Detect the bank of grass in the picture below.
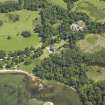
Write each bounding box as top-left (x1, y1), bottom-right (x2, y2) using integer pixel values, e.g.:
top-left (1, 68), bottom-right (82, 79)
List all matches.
top-left (87, 66), bottom-right (105, 82)
top-left (73, 0), bottom-right (105, 23)
top-left (0, 9), bottom-right (41, 51)
top-left (77, 34), bottom-right (105, 53)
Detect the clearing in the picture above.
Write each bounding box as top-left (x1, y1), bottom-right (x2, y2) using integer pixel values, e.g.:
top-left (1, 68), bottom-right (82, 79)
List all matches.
top-left (77, 34), bottom-right (105, 53)
top-left (87, 66), bottom-right (105, 82)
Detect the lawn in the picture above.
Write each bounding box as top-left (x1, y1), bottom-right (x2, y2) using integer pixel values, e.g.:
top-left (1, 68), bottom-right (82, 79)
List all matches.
top-left (0, 9), bottom-right (41, 51)
top-left (73, 0), bottom-right (105, 23)
top-left (87, 66), bottom-right (105, 82)
top-left (77, 34), bottom-right (105, 53)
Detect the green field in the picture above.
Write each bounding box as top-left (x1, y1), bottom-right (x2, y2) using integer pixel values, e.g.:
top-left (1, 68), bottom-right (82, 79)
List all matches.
top-left (87, 66), bottom-right (105, 82)
top-left (0, 9), bottom-right (41, 51)
top-left (73, 0), bottom-right (105, 22)
top-left (77, 34), bottom-right (105, 53)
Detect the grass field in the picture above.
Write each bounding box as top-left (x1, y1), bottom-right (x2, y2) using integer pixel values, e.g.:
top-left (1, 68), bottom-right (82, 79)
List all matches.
top-left (0, 9), bottom-right (41, 51)
top-left (77, 34), bottom-right (105, 53)
top-left (87, 66), bottom-right (105, 82)
top-left (73, 0), bottom-right (105, 23)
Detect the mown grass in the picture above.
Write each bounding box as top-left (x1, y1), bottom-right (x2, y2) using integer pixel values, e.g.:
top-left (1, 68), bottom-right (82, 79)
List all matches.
top-left (0, 9), bottom-right (41, 51)
top-left (73, 0), bottom-right (105, 23)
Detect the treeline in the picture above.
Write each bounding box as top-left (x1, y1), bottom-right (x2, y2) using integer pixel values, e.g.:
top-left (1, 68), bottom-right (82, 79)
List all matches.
top-left (81, 80), bottom-right (105, 105)
top-left (84, 49), bottom-right (105, 67)
top-left (0, 0), bottom-right (48, 13)
top-left (24, 0), bottom-right (47, 11)
top-left (0, 1), bottom-right (21, 12)
top-left (64, 0), bottom-right (79, 9)
top-left (0, 47), bottom-right (43, 69)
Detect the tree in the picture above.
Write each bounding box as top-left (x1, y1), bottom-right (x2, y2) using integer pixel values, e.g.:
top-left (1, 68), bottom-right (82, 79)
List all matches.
top-left (21, 31), bottom-right (31, 38)
top-left (7, 36), bottom-right (11, 40)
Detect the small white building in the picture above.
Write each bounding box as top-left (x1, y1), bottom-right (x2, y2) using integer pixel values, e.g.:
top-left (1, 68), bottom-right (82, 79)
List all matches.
top-left (47, 44), bottom-right (56, 54)
top-left (70, 20), bottom-right (86, 32)
top-left (70, 23), bottom-right (80, 32)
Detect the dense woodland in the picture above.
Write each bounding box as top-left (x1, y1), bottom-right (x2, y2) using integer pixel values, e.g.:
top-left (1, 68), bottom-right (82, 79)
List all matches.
top-left (0, 0), bottom-right (105, 105)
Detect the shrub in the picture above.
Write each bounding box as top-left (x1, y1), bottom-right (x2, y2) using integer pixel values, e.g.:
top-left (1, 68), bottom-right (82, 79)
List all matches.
top-left (8, 14), bottom-right (19, 22)
top-left (7, 36), bottom-right (12, 40)
top-left (21, 31), bottom-right (31, 38)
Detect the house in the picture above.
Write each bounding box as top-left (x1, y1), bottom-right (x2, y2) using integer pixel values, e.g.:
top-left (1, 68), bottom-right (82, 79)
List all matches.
top-left (70, 20), bottom-right (86, 32)
top-left (70, 23), bottom-right (80, 32)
